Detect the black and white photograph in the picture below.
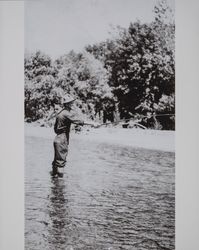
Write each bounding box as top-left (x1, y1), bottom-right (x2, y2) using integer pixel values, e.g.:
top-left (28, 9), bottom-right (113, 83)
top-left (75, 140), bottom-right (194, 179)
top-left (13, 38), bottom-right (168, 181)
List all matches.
top-left (24, 0), bottom-right (175, 249)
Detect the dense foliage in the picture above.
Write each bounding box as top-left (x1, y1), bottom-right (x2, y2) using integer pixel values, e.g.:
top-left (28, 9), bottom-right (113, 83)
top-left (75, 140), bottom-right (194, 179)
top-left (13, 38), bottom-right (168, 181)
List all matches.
top-left (25, 1), bottom-right (175, 130)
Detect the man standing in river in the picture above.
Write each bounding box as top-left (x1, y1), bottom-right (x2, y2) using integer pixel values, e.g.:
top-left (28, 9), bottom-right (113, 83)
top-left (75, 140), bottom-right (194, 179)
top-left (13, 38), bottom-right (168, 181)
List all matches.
top-left (51, 95), bottom-right (84, 178)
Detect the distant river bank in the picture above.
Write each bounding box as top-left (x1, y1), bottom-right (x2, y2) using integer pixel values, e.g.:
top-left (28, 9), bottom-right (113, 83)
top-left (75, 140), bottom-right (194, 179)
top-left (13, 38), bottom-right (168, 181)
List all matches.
top-left (25, 123), bottom-right (175, 152)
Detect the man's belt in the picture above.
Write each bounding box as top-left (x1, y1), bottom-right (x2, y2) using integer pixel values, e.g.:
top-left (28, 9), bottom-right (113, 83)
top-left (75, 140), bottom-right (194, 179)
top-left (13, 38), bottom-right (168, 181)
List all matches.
top-left (56, 127), bottom-right (68, 134)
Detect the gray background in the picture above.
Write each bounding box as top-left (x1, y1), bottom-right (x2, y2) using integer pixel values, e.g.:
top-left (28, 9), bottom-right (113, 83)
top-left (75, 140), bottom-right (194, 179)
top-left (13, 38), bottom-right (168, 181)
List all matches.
top-left (0, 0), bottom-right (198, 249)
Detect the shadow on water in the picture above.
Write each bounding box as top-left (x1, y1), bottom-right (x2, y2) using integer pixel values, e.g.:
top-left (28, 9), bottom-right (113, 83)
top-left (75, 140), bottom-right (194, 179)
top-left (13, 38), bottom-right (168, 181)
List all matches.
top-left (47, 178), bottom-right (68, 249)
top-left (47, 177), bottom-right (90, 250)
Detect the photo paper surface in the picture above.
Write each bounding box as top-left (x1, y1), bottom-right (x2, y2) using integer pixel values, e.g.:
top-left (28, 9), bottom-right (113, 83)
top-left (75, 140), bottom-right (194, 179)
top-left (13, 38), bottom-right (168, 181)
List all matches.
top-left (25, 1), bottom-right (175, 249)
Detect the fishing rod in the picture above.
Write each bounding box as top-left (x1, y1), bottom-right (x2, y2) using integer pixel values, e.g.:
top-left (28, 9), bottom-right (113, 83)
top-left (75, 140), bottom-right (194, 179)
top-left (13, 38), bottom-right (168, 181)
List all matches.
top-left (98, 119), bottom-right (147, 129)
top-left (49, 107), bottom-right (175, 131)
top-left (97, 113), bottom-right (175, 129)
top-left (126, 113), bottom-right (175, 120)
top-left (46, 108), bottom-right (65, 121)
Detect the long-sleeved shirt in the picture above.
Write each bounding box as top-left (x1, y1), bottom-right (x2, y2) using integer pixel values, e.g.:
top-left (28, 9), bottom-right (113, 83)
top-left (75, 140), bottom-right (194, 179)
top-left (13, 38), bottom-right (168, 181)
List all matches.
top-left (54, 109), bottom-right (82, 141)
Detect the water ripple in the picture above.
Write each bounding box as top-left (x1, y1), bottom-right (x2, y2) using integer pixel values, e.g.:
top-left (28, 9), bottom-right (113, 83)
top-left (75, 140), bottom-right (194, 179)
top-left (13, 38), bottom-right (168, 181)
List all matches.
top-left (25, 136), bottom-right (175, 250)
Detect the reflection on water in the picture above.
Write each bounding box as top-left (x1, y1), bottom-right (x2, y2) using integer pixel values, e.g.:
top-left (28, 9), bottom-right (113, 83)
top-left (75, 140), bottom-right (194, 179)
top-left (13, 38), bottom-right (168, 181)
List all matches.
top-left (25, 136), bottom-right (175, 250)
top-left (47, 178), bottom-right (68, 250)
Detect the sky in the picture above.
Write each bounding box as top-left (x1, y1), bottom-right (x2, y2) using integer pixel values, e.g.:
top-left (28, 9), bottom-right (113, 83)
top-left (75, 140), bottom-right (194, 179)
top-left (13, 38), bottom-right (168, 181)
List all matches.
top-left (25, 0), bottom-right (174, 59)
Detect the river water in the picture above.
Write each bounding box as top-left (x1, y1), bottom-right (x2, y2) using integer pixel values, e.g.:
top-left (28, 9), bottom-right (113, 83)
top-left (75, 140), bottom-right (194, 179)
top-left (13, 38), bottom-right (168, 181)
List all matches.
top-left (25, 135), bottom-right (175, 250)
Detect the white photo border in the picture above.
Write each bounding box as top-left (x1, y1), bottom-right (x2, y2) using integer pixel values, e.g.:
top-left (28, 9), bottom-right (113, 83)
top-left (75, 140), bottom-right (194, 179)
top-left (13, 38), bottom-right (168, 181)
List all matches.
top-left (0, 0), bottom-right (199, 249)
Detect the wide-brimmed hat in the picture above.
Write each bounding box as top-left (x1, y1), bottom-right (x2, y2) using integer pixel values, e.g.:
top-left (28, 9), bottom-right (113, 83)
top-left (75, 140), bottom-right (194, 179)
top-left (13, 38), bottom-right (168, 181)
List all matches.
top-left (62, 95), bottom-right (76, 104)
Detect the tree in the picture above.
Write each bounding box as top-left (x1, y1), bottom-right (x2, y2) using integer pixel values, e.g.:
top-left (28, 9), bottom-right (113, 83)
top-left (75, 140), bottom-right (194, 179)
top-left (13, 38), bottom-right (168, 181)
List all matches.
top-left (24, 51), bottom-right (57, 121)
top-left (86, 0), bottom-right (175, 129)
top-left (25, 1), bottom-right (175, 130)
top-left (55, 50), bottom-right (114, 121)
